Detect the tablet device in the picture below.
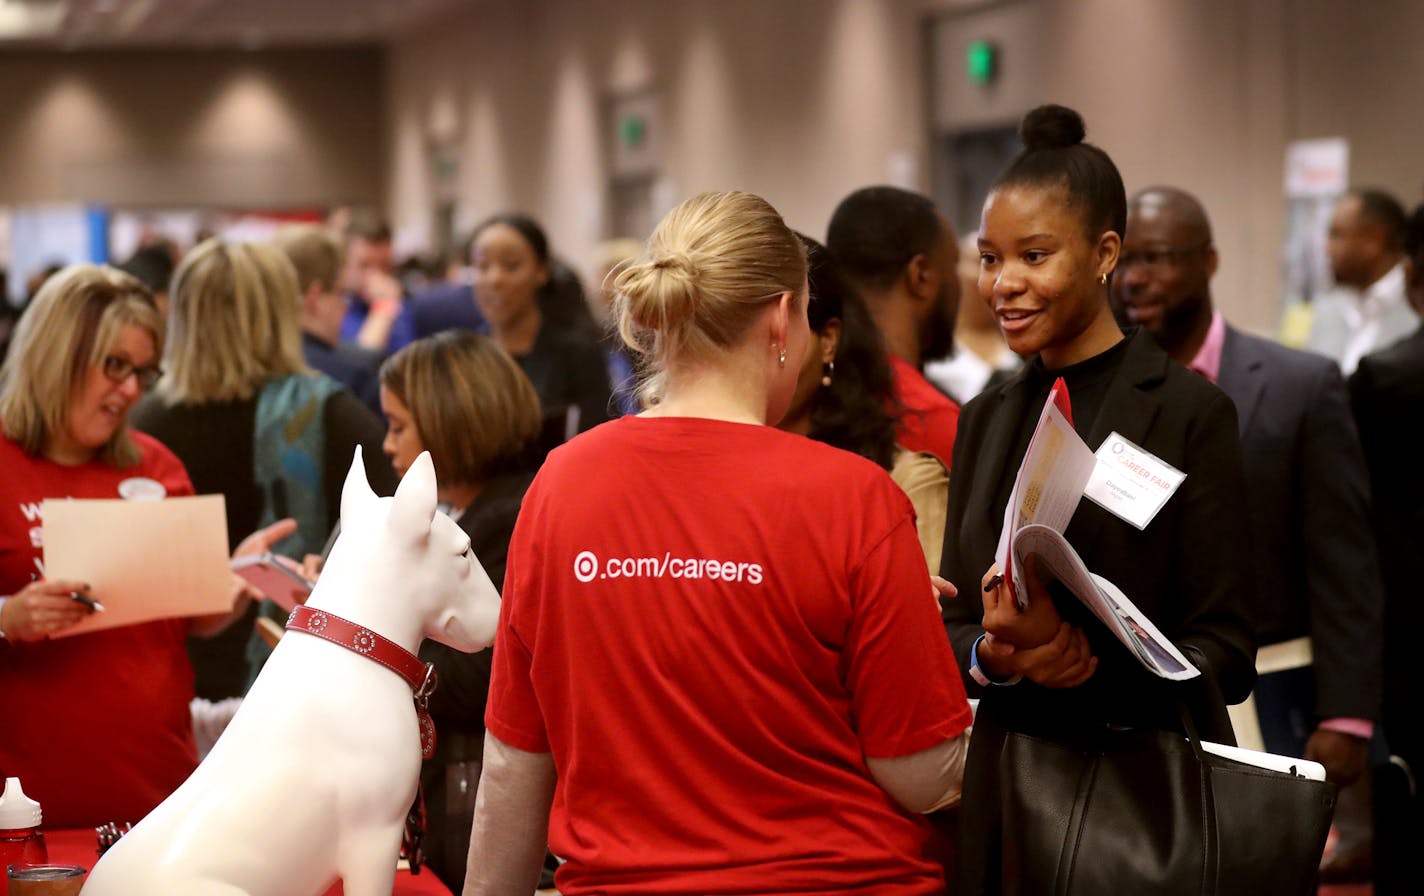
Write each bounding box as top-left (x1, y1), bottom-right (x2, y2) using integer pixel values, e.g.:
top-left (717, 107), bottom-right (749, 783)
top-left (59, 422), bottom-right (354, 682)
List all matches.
top-left (231, 553), bottom-right (314, 612)
top-left (1200, 741), bottom-right (1327, 781)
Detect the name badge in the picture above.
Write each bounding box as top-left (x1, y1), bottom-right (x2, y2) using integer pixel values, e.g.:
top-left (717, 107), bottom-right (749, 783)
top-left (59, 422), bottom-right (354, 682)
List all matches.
top-left (1083, 432), bottom-right (1185, 530)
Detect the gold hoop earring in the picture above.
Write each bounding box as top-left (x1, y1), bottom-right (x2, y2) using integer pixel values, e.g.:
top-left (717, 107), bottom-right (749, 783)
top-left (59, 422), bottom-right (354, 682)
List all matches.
top-left (1099, 272), bottom-right (1110, 286)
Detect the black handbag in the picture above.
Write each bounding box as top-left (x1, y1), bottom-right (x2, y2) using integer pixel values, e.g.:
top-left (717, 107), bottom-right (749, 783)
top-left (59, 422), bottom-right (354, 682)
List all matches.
top-left (1000, 702), bottom-right (1337, 896)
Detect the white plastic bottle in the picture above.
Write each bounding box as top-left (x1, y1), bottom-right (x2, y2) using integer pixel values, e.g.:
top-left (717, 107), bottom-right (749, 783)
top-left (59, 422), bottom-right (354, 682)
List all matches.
top-left (0, 777), bottom-right (48, 895)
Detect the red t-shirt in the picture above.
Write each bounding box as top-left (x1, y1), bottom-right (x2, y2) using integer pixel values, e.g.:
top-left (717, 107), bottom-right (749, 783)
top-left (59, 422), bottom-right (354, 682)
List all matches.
top-left (487, 416), bottom-right (971, 895)
top-left (889, 355), bottom-right (960, 469)
top-left (0, 430), bottom-right (199, 828)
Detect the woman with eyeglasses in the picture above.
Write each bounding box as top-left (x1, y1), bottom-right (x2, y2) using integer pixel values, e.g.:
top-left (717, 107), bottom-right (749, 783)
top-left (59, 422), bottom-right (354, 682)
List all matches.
top-left (0, 264), bottom-right (293, 829)
top-left (131, 239), bottom-right (397, 699)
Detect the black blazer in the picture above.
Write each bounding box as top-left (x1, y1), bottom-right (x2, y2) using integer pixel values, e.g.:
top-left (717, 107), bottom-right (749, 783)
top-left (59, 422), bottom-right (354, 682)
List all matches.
top-left (420, 469), bottom-right (536, 730)
top-left (1349, 326), bottom-right (1424, 752)
top-left (417, 468), bottom-right (535, 893)
top-left (1217, 324), bottom-right (1382, 722)
top-left (940, 330), bottom-right (1256, 896)
top-left (516, 325), bottom-right (614, 435)
top-left (940, 329), bottom-right (1257, 715)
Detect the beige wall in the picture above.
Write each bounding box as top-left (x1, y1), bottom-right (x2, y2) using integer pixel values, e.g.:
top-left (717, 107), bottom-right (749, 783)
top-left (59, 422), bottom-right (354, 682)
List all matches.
top-left (386, 0), bottom-right (929, 288)
top-left (385, 0), bottom-right (1424, 333)
top-left (1289, 0), bottom-right (1424, 200)
top-left (1032, 0), bottom-right (1291, 332)
top-left (0, 48), bottom-right (385, 209)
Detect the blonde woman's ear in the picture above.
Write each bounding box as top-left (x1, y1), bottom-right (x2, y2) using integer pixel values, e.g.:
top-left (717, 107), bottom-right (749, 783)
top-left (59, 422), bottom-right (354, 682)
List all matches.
top-left (771, 291), bottom-right (796, 349)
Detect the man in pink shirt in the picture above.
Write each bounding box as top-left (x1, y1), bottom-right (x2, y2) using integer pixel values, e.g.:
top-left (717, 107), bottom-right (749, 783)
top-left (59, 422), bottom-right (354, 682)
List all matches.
top-left (1116, 186), bottom-right (1384, 879)
top-left (827, 187), bottom-right (961, 468)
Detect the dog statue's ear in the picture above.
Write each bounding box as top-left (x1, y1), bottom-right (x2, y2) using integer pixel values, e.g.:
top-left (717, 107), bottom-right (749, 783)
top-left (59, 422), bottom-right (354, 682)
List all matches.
top-left (389, 450), bottom-right (438, 537)
top-left (340, 445), bottom-right (375, 528)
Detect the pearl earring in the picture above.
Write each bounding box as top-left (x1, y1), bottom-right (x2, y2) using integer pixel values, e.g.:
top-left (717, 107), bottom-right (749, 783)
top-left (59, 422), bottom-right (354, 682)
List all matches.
top-left (821, 360), bottom-right (834, 387)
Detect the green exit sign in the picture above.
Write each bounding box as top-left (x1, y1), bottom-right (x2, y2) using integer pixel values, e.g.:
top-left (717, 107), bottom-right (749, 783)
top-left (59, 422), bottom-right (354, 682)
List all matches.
top-left (967, 39), bottom-right (997, 85)
top-left (619, 114), bottom-right (646, 148)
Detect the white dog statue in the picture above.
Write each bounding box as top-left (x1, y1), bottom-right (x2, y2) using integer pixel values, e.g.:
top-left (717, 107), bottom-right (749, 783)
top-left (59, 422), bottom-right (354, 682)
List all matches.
top-left (83, 448), bottom-right (502, 896)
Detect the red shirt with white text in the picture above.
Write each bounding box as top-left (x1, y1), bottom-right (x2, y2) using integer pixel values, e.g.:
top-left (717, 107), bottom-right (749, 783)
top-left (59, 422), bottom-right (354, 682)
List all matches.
top-left (0, 430), bottom-right (198, 828)
top-left (488, 416), bottom-right (971, 895)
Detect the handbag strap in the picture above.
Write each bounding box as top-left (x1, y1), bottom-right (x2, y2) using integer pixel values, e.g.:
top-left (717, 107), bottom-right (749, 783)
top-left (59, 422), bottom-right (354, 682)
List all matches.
top-left (1179, 644), bottom-right (1237, 746)
top-left (1173, 644), bottom-right (1231, 896)
top-left (1174, 697), bottom-right (1222, 896)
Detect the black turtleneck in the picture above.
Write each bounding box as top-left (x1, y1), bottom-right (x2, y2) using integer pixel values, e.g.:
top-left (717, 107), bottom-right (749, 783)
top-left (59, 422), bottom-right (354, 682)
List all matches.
top-left (991, 334), bottom-right (1132, 524)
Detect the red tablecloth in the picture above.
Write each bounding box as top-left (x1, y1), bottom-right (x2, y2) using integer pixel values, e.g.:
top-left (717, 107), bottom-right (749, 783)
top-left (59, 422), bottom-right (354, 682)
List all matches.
top-left (41, 828), bottom-right (453, 895)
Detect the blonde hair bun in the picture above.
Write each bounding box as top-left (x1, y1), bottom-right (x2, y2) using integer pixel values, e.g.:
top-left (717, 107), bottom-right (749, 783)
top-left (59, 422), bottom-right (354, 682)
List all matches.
top-left (616, 251), bottom-right (703, 333)
top-left (611, 191), bottom-right (806, 405)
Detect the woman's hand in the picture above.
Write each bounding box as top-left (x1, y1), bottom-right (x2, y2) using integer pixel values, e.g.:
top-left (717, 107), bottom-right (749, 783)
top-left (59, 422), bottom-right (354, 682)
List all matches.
top-left (980, 557), bottom-right (1061, 649)
top-left (977, 558), bottom-right (1097, 688)
top-left (979, 623), bottom-right (1098, 689)
top-left (233, 518), bottom-right (298, 561)
top-left (299, 554), bottom-right (324, 583)
top-left (930, 575), bottom-right (957, 604)
top-left (1, 579), bottom-right (96, 642)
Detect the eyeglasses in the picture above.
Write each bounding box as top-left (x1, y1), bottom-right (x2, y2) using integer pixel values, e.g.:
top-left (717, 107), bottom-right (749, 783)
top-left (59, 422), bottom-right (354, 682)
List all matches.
top-left (1118, 243), bottom-right (1210, 271)
top-left (101, 355), bottom-right (162, 391)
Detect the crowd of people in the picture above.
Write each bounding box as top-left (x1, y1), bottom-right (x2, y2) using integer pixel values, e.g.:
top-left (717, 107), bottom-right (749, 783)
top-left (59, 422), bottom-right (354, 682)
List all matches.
top-left (0, 102), bottom-right (1421, 895)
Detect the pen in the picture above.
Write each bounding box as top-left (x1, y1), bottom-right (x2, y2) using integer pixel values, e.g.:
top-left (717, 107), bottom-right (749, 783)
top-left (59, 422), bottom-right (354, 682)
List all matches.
top-left (984, 574), bottom-right (1004, 593)
top-left (70, 592), bottom-right (106, 613)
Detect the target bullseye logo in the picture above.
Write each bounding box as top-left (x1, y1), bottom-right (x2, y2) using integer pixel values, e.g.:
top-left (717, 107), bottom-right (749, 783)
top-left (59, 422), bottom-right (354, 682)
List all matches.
top-left (573, 551), bottom-right (599, 582)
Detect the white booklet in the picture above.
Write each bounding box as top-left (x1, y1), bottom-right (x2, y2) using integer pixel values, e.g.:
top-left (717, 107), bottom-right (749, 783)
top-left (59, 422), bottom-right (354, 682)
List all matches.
top-left (994, 378), bottom-right (1098, 604)
top-left (995, 379), bottom-right (1200, 681)
top-left (1011, 524), bottom-right (1199, 681)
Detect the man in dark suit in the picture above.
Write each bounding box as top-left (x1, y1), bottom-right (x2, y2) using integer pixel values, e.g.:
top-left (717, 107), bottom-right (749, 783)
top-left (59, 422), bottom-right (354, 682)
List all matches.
top-left (1349, 202), bottom-right (1424, 894)
top-left (1115, 186), bottom-right (1384, 877)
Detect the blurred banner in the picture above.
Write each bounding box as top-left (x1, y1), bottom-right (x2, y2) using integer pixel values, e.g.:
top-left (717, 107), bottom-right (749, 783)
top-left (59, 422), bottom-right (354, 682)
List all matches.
top-left (1278, 137), bottom-right (1348, 347)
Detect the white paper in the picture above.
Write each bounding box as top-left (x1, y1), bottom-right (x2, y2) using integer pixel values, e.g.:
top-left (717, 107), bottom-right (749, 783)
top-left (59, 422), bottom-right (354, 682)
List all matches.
top-left (995, 382), bottom-right (1099, 608)
top-left (42, 494), bottom-right (232, 637)
top-left (1011, 524), bottom-right (1200, 681)
top-left (1083, 432), bottom-right (1186, 531)
top-left (992, 385), bottom-right (1198, 681)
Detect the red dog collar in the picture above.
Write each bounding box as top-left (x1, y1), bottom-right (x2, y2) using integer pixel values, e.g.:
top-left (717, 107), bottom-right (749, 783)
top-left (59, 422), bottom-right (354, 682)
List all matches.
top-left (286, 605), bottom-right (439, 759)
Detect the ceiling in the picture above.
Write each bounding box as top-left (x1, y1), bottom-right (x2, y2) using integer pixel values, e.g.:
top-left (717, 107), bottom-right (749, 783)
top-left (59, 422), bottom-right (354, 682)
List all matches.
top-left (0, 0), bottom-right (479, 48)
